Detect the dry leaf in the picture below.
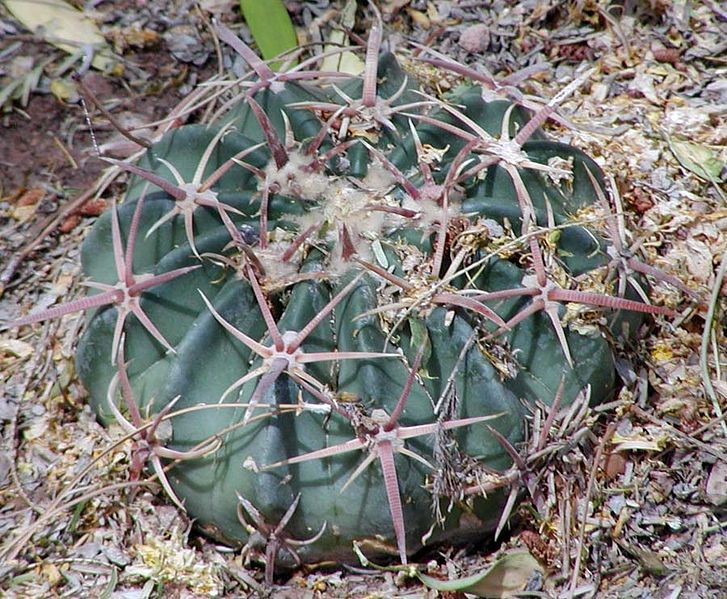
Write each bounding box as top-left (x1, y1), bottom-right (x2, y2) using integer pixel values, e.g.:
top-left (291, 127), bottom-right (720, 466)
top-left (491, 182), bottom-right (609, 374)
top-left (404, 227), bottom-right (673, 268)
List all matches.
top-left (4, 0), bottom-right (114, 71)
top-left (10, 204), bottom-right (36, 222)
top-left (407, 8), bottom-right (430, 28)
top-left (684, 237), bottom-right (714, 284)
top-left (613, 426), bottom-right (669, 452)
top-left (320, 0), bottom-right (364, 75)
top-left (417, 550), bottom-right (543, 597)
top-left (0, 338), bottom-right (35, 358)
top-left (629, 71), bottom-right (660, 104)
top-left (668, 137), bottom-right (724, 184)
top-left (49, 77), bottom-right (78, 102)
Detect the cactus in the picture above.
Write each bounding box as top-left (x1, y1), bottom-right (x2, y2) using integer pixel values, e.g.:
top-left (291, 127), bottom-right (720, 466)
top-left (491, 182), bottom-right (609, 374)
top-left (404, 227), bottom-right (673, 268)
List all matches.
top-left (5, 19), bottom-right (684, 583)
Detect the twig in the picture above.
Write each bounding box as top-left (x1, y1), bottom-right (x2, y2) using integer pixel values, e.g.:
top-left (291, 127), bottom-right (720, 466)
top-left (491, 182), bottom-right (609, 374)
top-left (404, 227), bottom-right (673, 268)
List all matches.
top-left (699, 249), bottom-right (727, 437)
top-left (691, 411), bottom-right (727, 437)
top-left (72, 73), bottom-right (151, 149)
top-left (560, 492), bottom-right (571, 580)
top-left (703, 519), bottom-right (727, 534)
top-left (51, 134), bottom-right (78, 169)
top-left (568, 422), bottom-right (616, 596)
top-left (596, 6), bottom-right (631, 56)
top-left (196, 4), bottom-right (224, 78)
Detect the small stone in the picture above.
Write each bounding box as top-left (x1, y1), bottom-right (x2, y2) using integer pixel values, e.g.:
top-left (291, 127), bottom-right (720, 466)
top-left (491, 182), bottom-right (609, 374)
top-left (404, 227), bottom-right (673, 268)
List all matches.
top-left (459, 23), bottom-right (490, 54)
top-left (706, 461), bottom-right (727, 506)
top-left (74, 542), bottom-right (102, 559)
top-left (604, 452), bottom-right (627, 480)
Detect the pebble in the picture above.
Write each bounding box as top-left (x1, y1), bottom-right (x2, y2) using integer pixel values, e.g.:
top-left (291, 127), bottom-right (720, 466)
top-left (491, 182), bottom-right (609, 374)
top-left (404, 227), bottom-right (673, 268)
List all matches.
top-left (458, 23), bottom-right (490, 53)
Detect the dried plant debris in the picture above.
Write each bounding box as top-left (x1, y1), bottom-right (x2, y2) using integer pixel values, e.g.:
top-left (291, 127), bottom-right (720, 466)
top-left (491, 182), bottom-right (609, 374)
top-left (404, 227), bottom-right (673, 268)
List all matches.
top-left (0, 0), bottom-right (725, 596)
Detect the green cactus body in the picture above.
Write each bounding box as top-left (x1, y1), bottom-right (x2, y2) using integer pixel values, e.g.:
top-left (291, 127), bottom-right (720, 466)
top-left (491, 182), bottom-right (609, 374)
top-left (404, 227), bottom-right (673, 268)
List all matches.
top-left (73, 45), bottom-right (665, 570)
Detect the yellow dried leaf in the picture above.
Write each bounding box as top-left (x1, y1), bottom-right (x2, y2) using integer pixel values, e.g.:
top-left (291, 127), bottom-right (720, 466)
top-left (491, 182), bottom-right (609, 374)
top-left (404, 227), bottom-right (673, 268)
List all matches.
top-left (613, 428), bottom-right (669, 452)
top-left (109, 26), bottom-right (161, 52)
top-left (668, 137), bottom-right (724, 183)
top-left (426, 1), bottom-right (441, 22)
top-left (10, 204), bottom-right (36, 222)
top-left (4, 0), bottom-right (114, 71)
top-left (407, 8), bottom-right (431, 28)
top-left (41, 563), bottom-right (63, 586)
top-left (24, 417), bottom-right (49, 441)
top-left (651, 343), bottom-right (673, 362)
top-left (49, 77), bottom-right (77, 102)
top-left (320, 0), bottom-right (364, 75)
top-left (0, 338), bottom-right (34, 358)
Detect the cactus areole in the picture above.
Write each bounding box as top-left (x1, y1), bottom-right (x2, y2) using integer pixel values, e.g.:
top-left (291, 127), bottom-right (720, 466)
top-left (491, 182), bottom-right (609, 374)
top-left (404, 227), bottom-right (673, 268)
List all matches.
top-left (66, 27), bottom-right (673, 572)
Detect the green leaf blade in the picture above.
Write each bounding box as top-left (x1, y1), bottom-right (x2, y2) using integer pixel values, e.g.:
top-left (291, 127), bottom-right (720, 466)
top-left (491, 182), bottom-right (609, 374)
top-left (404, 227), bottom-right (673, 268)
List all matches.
top-left (239, 0), bottom-right (297, 71)
top-left (416, 550), bottom-right (544, 598)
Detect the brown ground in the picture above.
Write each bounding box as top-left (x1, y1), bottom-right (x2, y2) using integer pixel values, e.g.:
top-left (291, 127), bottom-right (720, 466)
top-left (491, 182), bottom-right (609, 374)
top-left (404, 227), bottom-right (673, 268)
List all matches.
top-left (0, 1), bottom-right (725, 597)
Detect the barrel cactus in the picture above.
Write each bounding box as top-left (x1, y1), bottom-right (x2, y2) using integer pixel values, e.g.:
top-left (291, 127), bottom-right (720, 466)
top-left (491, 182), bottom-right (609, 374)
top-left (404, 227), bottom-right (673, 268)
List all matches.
top-left (7, 20), bottom-right (681, 581)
